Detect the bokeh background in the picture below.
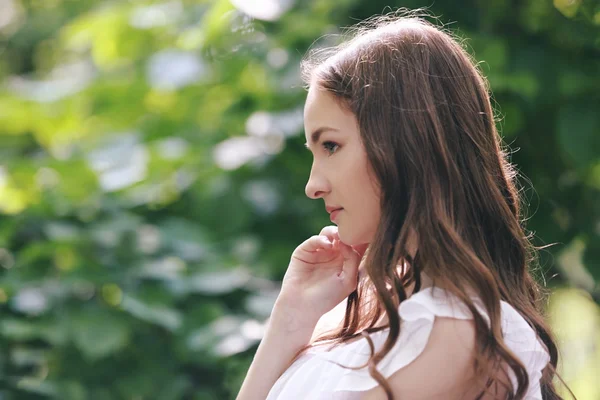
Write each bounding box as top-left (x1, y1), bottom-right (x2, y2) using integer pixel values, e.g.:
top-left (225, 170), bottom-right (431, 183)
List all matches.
top-left (0, 0), bottom-right (599, 399)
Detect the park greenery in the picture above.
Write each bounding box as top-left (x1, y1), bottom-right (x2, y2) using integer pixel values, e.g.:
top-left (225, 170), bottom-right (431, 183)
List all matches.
top-left (0, 0), bottom-right (599, 399)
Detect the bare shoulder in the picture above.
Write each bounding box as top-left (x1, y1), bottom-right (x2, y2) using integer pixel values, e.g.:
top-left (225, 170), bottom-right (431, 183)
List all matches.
top-left (360, 317), bottom-right (508, 400)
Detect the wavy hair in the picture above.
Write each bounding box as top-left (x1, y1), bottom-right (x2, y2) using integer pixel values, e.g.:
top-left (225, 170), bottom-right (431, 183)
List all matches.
top-left (291, 10), bottom-right (574, 400)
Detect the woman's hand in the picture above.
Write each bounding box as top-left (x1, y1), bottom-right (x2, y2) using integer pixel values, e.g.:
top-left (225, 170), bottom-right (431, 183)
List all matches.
top-left (277, 226), bottom-right (367, 322)
top-left (236, 227), bottom-right (367, 400)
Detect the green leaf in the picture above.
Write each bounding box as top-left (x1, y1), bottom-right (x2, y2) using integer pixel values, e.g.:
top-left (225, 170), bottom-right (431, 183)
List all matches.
top-left (557, 103), bottom-right (600, 169)
top-left (120, 294), bottom-right (182, 331)
top-left (0, 318), bottom-right (68, 345)
top-left (583, 235), bottom-right (600, 282)
top-left (554, 0), bottom-right (581, 18)
top-left (70, 307), bottom-right (130, 361)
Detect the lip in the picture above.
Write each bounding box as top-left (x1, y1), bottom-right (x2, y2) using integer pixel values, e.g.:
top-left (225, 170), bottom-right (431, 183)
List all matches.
top-left (326, 206), bottom-right (343, 214)
top-left (330, 209), bottom-right (342, 222)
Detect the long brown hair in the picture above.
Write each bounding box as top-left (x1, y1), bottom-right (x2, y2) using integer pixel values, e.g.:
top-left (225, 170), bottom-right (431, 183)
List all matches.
top-left (293, 10), bottom-right (575, 400)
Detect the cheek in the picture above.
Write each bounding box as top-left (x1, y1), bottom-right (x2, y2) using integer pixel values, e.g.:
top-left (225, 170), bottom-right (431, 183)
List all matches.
top-left (343, 178), bottom-right (380, 243)
top-left (358, 172), bottom-right (381, 214)
top-left (361, 175), bottom-right (381, 233)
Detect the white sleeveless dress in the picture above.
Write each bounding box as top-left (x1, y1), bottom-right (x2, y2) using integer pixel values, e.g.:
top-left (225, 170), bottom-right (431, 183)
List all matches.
top-left (266, 286), bottom-right (550, 399)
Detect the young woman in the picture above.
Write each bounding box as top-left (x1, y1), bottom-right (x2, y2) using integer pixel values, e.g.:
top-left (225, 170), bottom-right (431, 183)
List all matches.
top-left (236, 12), bottom-right (572, 400)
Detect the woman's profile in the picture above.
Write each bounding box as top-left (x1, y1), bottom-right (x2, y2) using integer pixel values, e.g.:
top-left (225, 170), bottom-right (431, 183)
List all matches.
top-left (236, 10), bottom-right (574, 400)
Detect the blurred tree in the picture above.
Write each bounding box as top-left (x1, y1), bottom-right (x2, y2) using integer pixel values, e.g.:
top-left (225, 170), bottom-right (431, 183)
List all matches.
top-left (0, 0), bottom-right (598, 398)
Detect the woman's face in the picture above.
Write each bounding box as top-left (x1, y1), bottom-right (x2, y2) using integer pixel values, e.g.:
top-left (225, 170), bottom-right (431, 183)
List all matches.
top-left (303, 84), bottom-right (381, 246)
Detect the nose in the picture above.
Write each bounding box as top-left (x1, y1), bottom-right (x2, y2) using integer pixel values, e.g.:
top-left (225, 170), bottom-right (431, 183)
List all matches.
top-left (305, 163), bottom-right (330, 200)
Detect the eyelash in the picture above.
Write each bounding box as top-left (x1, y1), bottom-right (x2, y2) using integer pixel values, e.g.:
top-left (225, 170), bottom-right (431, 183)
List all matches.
top-left (322, 141), bottom-right (340, 156)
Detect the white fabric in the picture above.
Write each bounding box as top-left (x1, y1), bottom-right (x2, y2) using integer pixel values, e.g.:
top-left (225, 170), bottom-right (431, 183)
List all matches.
top-left (266, 287), bottom-right (550, 399)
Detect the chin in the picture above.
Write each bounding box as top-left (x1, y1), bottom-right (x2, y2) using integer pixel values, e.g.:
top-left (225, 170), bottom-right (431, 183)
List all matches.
top-left (338, 228), bottom-right (370, 247)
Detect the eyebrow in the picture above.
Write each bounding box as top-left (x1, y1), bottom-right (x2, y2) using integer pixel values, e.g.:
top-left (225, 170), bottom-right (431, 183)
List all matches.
top-left (304, 127), bottom-right (339, 150)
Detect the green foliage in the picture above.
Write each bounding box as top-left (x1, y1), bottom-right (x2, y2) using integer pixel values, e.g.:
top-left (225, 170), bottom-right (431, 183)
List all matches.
top-left (0, 0), bottom-right (598, 398)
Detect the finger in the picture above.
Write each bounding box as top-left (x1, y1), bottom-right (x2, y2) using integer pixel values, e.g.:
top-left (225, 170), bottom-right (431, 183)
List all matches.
top-left (318, 225), bottom-right (339, 241)
top-left (337, 242), bottom-right (361, 287)
top-left (301, 248), bottom-right (342, 264)
top-left (293, 235), bottom-right (342, 264)
top-left (300, 235), bottom-right (333, 252)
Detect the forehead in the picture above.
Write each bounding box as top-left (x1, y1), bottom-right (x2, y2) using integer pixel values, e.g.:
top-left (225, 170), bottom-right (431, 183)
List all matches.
top-left (304, 86), bottom-right (356, 137)
top-left (304, 85), bottom-right (333, 117)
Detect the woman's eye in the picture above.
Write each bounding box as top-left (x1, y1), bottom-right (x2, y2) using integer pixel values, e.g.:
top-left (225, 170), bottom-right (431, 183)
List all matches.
top-left (322, 141), bottom-right (339, 155)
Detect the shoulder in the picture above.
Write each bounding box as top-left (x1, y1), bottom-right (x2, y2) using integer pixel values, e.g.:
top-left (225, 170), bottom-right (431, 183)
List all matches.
top-left (360, 316), bottom-right (508, 400)
top-left (331, 287), bottom-right (520, 399)
top-left (315, 287), bottom-right (545, 399)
